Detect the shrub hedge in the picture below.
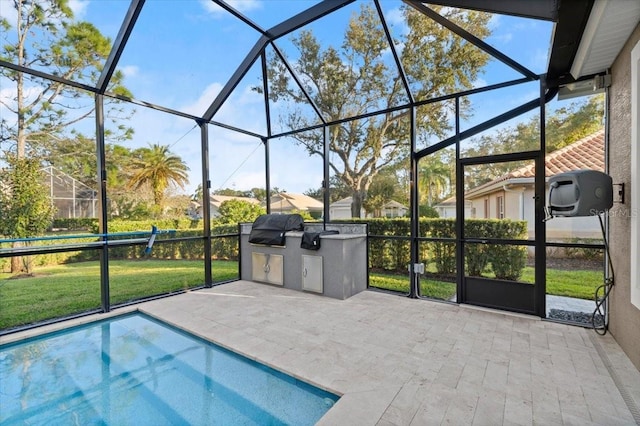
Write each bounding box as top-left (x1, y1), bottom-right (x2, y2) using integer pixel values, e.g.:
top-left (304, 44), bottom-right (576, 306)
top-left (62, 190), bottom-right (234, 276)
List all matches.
top-left (9, 217), bottom-right (527, 280)
top-left (346, 218), bottom-right (528, 280)
top-left (1, 220), bottom-right (239, 271)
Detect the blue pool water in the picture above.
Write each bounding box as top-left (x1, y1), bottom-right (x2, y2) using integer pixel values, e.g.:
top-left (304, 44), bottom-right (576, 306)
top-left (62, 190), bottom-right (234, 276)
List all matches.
top-left (0, 313), bottom-right (339, 425)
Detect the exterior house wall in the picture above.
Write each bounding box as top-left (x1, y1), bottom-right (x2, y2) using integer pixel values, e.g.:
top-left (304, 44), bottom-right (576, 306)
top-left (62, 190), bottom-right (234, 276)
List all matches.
top-left (435, 205), bottom-right (453, 218)
top-left (330, 206), bottom-right (346, 219)
top-left (382, 205), bottom-right (408, 217)
top-left (210, 205), bottom-right (222, 218)
top-left (469, 185), bottom-right (603, 240)
top-left (608, 23), bottom-right (640, 370)
top-left (330, 205), bottom-right (360, 220)
top-left (476, 197), bottom-right (487, 218)
top-left (504, 191), bottom-right (521, 220)
top-left (433, 201), bottom-right (473, 219)
top-left (329, 197), bottom-right (407, 219)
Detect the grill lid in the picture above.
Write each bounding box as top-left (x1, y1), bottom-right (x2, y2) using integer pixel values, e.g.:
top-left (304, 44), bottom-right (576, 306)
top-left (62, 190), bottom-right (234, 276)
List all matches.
top-left (248, 214), bottom-right (304, 246)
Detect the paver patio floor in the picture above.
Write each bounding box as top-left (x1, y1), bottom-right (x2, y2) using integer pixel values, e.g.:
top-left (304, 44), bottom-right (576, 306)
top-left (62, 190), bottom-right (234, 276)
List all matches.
top-left (4, 280), bottom-right (639, 425)
top-left (138, 281), bottom-right (640, 425)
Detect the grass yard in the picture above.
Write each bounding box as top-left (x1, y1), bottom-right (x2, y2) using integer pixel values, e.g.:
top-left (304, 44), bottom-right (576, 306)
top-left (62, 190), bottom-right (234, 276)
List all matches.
top-left (0, 259), bottom-right (603, 332)
top-left (0, 259), bottom-right (238, 330)
top-left (369, 273), bottom-right (456, 300)
top-left (369, 266), bottom-right (603, 301)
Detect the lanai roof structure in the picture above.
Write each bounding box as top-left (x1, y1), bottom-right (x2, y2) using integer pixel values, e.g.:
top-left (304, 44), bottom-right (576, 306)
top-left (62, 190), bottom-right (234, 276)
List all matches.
top-left (2, 0), bottom-right (640, 424)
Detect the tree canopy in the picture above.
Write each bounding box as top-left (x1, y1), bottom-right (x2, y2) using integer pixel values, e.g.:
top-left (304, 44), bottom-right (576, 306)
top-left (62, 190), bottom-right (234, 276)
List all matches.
top-left (261, 4), bottom-right (492, 217)
top-left (0, 0), bottom-right (134, 161)
top-left (216, 199), bottom-right (265, 225)
top-left (127, 144), bottom-right (190, 210)
top-left (0, 157), bottom-right (56, 273)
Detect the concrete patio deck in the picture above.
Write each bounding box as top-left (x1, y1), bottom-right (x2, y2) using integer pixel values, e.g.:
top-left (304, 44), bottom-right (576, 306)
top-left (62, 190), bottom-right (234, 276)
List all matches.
top-left (3, 280), bottom-right (640, 425)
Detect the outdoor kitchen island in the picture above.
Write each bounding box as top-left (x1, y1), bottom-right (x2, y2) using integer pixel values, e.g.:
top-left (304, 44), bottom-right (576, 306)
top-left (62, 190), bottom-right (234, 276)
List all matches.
top-left (239, 222), bottom-right (367, 300)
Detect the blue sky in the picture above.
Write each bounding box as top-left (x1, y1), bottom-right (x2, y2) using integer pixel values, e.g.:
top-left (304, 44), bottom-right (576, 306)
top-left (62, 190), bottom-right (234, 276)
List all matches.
top-left (1, 0), bottom-right (560, 196)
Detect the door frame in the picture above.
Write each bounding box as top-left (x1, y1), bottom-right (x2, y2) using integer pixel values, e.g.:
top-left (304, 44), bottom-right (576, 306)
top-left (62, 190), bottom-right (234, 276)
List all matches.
top-left (456, 151), bottom-right (546, 316)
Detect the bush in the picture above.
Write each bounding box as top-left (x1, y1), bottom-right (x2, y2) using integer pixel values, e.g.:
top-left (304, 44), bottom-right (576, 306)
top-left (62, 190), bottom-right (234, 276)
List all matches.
top-left (564, 238), bottom-right (604, 261)
top-left (345, 217), bottom-right (528, 280)
top-left (8, 218), bottom-right (530, 281)
top-left (485, 220), bottom-right (528, 280)
top-left (51, 218), bottom-right (98, 231)
top-left (490, 245), bottom-right (527, 280)
top-left (427, 219), bottom-right (456, 275)
top-left (464, 220), bottom-right (509, 277)
top-left (2, 220), bottom-right (242, 268)
top-left (419, 205), bottom-right (439, 218)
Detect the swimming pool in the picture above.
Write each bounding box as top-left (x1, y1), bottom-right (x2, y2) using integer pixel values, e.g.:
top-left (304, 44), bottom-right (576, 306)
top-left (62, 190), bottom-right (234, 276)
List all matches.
top-left (0, 312), bottom-right (339, 425)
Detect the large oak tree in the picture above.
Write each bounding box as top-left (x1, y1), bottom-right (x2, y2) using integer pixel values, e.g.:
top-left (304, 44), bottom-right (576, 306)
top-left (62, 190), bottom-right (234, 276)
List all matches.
top-left (262, 4), bottom-right (491, 216)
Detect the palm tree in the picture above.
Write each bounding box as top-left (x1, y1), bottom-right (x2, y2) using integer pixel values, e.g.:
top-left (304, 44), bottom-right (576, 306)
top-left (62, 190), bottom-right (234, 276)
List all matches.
top-left (128, 144), bottom-right (189, 208)
top-left (419, 155), bottom-right (450, 206)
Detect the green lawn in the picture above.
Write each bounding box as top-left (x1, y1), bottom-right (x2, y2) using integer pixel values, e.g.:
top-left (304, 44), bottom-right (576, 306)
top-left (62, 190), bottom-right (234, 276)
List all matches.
top-left (369, 273), bottom-right (456, 300)
top-left (369, 266), bottom-right (603, 301)
top-left (0, 259), bottom-right (238, 330)
top-left (0, 260), bottom-right (602, 331)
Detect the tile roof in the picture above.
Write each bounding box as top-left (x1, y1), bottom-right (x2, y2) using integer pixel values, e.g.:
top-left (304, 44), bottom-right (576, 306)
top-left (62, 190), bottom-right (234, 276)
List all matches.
top-left (507, 128), bottom-right (605, 179)
top-left (271, 192), bottom-right (323, 211)
top-left (466, 129), bottom-right (605, 197)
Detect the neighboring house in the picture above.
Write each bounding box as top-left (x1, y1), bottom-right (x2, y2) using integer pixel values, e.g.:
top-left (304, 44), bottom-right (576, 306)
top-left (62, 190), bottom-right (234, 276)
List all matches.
top-left (329, 197), bottom-right (358, 219)
top-left (269, 192), bottom-right (323, 218)
top-left (381, 200), bottom-right (408, 218)
top-left (329, 196), bottom-right (408, 219)
top-left (41, 166), bottom-right (97, 219)
top-left (464, 129), bottom-right (604, 240)
top-left (193, 195), bottom-right (261, 219)
top-left (433, 196), bottom-right (473, 219)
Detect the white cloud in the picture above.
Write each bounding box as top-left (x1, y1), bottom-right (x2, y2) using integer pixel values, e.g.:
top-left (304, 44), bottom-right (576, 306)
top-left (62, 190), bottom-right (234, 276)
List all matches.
top-left (0, 0), bottom-right (18, 25)
top-left (472, 78), bottom-right (487, 89)
top-left (119, 65), bottom-right (139, 78)
top-left (68, 0), bottom-right (89, 20)
top-left (383, 7), bottom-right (408, 39)
top-left (488, 14), bottom-right (501, 31)
top-left (200, 0), bottom-right (262, 16)
top-left (527, 47), bottom-right (550, 74)
top-left (179, 79), bottom-right (267, 136)
top-left (230, 173), bottom-right (264, 191)
top-left (226, 0), bottom-right (262, 12)
top-left (491, 32), bottom-right (513, 45)
top-left (0, 0), bottom-right (88, 32)
top-left (180, 82), bottom-right (223, 116)
top-left (385, 7), bottom-right (404, 26)
top-left (0, 83), bottom-right (47, 126)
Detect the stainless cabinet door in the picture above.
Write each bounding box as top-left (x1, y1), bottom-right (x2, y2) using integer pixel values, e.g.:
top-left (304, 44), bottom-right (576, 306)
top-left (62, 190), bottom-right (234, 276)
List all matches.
top-left (252, 252), bottom-right (284, 286)
top-left (302, 255), bottom-right (323, 293)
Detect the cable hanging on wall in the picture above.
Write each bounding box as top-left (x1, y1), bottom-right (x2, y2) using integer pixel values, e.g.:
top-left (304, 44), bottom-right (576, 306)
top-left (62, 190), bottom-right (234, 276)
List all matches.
top-left (593, 214), bottom-right (614, 334)
top-left (545, 169), bottom-right (614, 334)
